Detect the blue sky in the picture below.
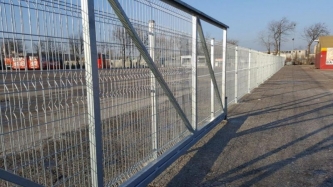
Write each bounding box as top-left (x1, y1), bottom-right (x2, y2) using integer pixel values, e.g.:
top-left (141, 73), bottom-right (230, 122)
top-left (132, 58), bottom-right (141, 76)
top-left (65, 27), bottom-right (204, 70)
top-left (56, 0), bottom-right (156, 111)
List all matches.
top-left (181, 0), bottom-right (333, 51)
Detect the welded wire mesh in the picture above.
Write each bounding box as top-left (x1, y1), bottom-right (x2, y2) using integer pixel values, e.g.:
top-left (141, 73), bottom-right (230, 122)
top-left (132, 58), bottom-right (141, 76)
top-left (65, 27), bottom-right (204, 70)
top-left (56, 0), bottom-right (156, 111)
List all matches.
top-left (195, 20), bottom-right (225, 124)
top-left (0, 0), bottom-right (91, 186)
top-left (250, 51), bottom-right (259, 91)
top-left (226, 46), bottom-right (285, 105)
top-left (0, 0), bottom-right (284, 186)
top-left (256, 51), bottom-right (265, 85)
top-left (237, 47), bottom-right (249, 100)
top-left (99, 1), bottom-right (194, 185)
top-left (226, 44), bottom-right (236, 104)
top-left (213, 40), bottom-right (223, 117)
top-left (196, 36), bottom-right (211, 128)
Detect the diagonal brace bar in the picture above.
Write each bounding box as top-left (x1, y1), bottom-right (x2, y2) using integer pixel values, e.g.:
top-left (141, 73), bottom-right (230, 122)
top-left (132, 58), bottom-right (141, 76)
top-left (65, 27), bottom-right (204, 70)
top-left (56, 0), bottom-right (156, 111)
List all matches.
top-left (197, 19), bottom-right (224, 110)
top-left (107, 0), bottom-right (194, 133)
top-left (0, 169), bottom-right (43, 187)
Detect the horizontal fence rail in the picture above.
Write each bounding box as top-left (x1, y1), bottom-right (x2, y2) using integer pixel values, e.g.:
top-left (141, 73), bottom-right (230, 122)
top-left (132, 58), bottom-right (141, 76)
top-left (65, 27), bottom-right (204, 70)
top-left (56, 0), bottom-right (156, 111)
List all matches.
top-left (0, 0), bottom-right (284, 186)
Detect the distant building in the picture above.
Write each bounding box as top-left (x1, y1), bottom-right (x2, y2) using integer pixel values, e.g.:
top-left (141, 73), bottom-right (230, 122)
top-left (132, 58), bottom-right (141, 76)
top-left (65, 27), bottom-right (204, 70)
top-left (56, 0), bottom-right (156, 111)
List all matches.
top-left (280, 50), bottom-right (309, 65)
top-left (314, 36), bottom-right (333, 69)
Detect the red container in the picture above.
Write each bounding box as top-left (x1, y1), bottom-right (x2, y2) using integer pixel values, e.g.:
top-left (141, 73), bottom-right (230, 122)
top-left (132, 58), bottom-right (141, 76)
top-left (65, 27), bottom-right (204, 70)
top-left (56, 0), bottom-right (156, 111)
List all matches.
top-left (11, 56), bottom-right (28, 70)
top-left (314, 36), bottom-right (333, 69)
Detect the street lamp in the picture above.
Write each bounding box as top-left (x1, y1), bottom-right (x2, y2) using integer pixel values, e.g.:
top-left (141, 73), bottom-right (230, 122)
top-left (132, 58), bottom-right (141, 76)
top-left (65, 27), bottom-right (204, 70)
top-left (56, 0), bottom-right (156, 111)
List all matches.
top-left (292, 38), bottom-right (295, 64)
top-left (292, 38), bottom-right (294, 51)
top-left (292, 24), bottom-right (296, 63)
top-left (279, 28), bottom-right (282, 56)
top-left (292, 24), bottom-right (296, 51)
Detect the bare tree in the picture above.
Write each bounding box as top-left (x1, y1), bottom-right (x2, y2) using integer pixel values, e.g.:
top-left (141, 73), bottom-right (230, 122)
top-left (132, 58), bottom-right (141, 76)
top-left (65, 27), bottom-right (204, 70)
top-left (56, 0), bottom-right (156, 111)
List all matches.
top-left (178, 33), bottom-right (190, 56)
top-left (155, 34), bottom-right (168, 66)
top-left (258, 31), bottom-right (273, 54)
top-left (268, 17), bottom-right (296, 55)
top-left (113, 27), bottom-right (132, 68)
top-left (204, 32), bottom-right (212, 54)
top-left (69, 33), bottom-right (84, 65)
top-left (302, 23), bottom-right (330, 63)
top-left (1, 38), bottom-right (24, 56)
top-left (32, 41), bottom-right (43, 56)
top-left (135, 25), bottom-right (149, 67)
top-left (33, 38), bottom-right (62, 57)
top-left (227, 39), bottom-right (239, 45)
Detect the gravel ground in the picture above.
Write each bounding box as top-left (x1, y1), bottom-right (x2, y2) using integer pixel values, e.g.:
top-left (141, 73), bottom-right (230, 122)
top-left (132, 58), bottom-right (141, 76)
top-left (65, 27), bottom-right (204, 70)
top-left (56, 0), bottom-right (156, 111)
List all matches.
top-left (150, 65), bottom-right (333, 187)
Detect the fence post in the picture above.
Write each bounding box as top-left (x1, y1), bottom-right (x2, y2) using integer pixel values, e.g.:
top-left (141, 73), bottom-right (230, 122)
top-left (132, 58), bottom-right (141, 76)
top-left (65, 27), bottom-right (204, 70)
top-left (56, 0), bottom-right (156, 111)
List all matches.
top-left (80, 0), bottom-right (103, 186)
top-left (191, 16), bottom-right (197, 130)
top-left (149, 20), bottom-right (158, 159)
top-left (211, 38), bottom-right (215, 119)
top-left (235, 46), bottom-right (238, 104)
top-left (248, 49), bottom-right (251, 93)
top-left (222, 29), bottom-right (227, 115)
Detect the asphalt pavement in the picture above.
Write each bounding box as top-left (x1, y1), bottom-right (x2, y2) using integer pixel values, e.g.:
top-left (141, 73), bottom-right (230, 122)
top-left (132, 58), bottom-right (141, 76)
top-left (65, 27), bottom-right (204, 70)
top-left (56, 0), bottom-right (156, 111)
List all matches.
top-left (150, 65), bottom-right (333, 187)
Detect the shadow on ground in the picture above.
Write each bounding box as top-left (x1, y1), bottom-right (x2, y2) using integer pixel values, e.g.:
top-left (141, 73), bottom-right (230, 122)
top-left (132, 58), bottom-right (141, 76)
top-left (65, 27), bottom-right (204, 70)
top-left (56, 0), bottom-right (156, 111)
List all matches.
top-left (162, 67), bottom-right (333, 187)
top-left (165, 116), bottom-right (246, 187)
top-left (200, 123), bottom-right (333, 187)
top-left (166, 103), bottom-right (333, 186)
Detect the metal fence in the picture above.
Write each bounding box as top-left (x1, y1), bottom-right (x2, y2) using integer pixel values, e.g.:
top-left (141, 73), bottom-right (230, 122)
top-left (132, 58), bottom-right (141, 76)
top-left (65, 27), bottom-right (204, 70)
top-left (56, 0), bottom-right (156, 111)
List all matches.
top-left (225, 45), bottom-right (285, 105)
top-left (0, 0), bottom-right (284, 186)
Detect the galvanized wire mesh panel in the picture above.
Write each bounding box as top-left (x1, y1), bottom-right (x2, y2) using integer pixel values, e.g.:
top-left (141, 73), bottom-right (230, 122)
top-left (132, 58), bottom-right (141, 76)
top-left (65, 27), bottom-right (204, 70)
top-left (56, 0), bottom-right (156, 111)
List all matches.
top-left (0, 0), bottom-right (285, 186)
top-left (214, 40), bottom-right (223, 117)
top-left (250, 51), bottom-right (259, 91)
top-left (93, 0), bottom-right (194, 185)
top-left (256, 52), bottom-right (264, 85)
top-left (237, 47), bottom-right (249, 99)
top-left (226, 44), bottom-right (236, 104)
top-left (0, 0), bottom-right (92, 186)
top-left (225, 46), bottom-right (285, 104)
top-left (261, 54), bottom-right (270, 82)
top-left (196, 37), bottom-right (211, 128)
